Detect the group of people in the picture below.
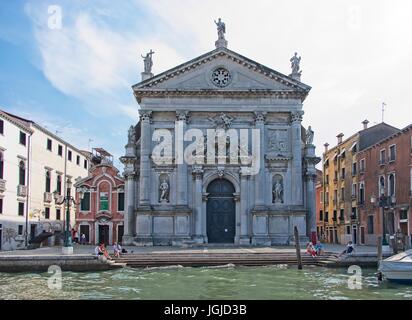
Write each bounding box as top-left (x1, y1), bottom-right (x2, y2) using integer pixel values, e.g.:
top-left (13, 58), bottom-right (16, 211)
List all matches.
top-left (306, 240), bottom-right (355, 258)
top-left (94, 242), bottom-right (126, 260)
top-left (71, 229), bottom-right (87, 245)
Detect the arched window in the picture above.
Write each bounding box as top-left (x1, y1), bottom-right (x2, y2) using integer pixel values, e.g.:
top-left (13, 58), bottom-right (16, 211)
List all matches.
top-left (56, 175), bottom-right (62, 195)
top-left (388, 174), bottom-right (395, 197)
top-left (0, 151), bottom-right (4, 179)
top-left (19, 161), bottom-right (26, 186)
top-left (45, 171), bottom-right (51, 193)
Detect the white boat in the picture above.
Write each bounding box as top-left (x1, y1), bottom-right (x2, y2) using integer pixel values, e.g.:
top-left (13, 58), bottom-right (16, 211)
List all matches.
top-left (378, 250), bottom-right (412, 283)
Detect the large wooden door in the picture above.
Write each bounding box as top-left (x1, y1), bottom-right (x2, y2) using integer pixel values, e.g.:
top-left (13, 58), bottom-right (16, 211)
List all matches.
top-left (206, 179), bottom-right (235, 243)
top-left (98, 225), bottom-right (110, 246)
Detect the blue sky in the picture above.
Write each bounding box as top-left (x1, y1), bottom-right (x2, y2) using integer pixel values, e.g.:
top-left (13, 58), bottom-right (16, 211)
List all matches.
top-left (1, 0), bottom-right (412, 170)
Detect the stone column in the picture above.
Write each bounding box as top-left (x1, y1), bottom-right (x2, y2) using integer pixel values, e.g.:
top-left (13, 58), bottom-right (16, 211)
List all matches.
top-left (139, 111), bottom-right (152, 208)
top-left (291, 111), bottom-right (304, 205)
top-left (304, 143), bottom-right (321, 242)
top-left (192, 166), bottom-right (204, 243)
top-left (176, 111), bottom-right (189, 207)
top-left (239, 169), bottom-right (250, 245)
top-left (254, 112), bottom-right (266, 209)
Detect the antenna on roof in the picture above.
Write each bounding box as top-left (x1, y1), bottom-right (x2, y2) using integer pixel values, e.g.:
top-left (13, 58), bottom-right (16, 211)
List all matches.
top-left (88, 139), bottom-right (94, 150)
top-left (381, 102), bottom-right (386, 123)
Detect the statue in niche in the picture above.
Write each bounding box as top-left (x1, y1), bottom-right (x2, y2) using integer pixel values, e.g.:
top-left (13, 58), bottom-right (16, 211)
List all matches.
top-left (159, 175), bottom-right (170, 203)
top-left (272, 175), bottom-right (284, 204)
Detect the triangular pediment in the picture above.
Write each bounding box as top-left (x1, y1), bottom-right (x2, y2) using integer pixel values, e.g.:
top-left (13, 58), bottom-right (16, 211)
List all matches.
top-left (132, 47), bottom-right (311, 102)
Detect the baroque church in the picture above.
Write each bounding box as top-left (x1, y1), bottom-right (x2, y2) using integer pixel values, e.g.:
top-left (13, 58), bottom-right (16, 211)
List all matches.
top-left (121, 20), bottom-right (320, 246)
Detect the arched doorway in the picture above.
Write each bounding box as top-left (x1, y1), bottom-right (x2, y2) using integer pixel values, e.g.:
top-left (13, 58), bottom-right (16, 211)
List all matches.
top-left (206, 179), bottom-right (236, 243)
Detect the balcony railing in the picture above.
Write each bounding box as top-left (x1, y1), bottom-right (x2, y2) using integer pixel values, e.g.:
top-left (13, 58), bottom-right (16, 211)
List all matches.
top-left (44, 192), bottom-right (53, 203)
top-left (17, 185), bottom-right (27, 197)
top-left (0, 179), bottom-right (5, 192)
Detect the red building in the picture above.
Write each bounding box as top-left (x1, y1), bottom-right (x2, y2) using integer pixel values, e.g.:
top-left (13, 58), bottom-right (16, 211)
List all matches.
top-left (74, 149), bottom-right (125, 246)
top-left (357, 124), bottom-right (412, 248)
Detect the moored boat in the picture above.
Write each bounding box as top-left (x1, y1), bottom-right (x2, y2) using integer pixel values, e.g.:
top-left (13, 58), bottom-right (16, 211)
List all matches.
top-left (378, 250), bottom-right (412, 284)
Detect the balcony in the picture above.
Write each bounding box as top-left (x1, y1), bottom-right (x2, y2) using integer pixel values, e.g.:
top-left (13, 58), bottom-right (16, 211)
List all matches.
top-left (378, 159), bottom-right (386, 166)
top-left (0, 179), bottom-right (5, 192)
top-left (17, 185), bottom-right (27, 197)
top-left (44, 192), bottom-right (53, 203)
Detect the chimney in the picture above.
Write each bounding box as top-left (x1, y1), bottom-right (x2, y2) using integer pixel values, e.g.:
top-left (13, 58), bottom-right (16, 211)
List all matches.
top-left (337, 133), bottom-right (344, 144)
top-left (324, 143), bottom-right (329, 153)
top-left (362, 119), bottom-right (369, 130)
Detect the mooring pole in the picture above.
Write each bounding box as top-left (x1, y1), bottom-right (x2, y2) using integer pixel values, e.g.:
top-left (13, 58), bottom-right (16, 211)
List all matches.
top-left (294, 226), bottom-right (303, 270)
top-left (377, 236), bottom-right (383, 262)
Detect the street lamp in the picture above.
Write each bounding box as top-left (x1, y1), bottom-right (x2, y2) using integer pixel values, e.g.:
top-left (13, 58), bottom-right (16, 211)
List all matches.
top-left (53, 179), bottom-right (86, 255)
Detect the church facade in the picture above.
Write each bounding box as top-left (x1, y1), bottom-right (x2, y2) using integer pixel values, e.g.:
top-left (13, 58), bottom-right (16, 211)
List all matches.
top-left (121, 24), bottom-right (320, 246)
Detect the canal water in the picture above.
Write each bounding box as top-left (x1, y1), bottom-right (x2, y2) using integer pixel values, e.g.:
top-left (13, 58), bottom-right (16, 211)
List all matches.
top-left (0, 265), bottom-right (411, 300)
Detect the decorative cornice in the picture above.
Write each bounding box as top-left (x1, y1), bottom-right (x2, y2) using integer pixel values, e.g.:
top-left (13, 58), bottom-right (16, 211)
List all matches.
top-left (133, 89), bottom-right (307, 104)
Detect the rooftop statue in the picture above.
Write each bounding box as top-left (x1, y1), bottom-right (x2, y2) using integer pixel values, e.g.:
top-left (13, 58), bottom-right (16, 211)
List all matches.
top-left (141, 50), bottom-right (155, 74)
top-left (214, 18), bottom-right (226, 40)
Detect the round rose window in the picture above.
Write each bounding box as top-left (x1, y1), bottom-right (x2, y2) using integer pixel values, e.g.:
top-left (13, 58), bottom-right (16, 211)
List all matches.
top-left (211, 68), bottom-right (232, 87)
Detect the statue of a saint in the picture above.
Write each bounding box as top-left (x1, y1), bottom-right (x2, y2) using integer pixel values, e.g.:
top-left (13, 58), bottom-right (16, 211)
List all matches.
top-left (128, 125), bottom-right (136, 144)
top-left (306, 126), bottom-right (314, 145)
top-left (214, 18), bottom-right (226, 40)
top-left (273, 180), bottom-right (284, 204)
top-left (290, 52), bottom-right (301, 75)
top-left (159, 180), bottom-right (169, 202)
top-left (141, 50), bottom-right (155, 73)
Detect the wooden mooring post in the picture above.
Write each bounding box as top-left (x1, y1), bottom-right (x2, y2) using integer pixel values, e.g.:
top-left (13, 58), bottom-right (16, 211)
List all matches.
top-left (294, 226), bottom-right (303, 270)
top-left (377, 236), bottom-right (383, 262)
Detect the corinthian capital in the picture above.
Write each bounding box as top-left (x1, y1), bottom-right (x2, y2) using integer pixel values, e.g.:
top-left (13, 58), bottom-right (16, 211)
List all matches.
top-left (192, 165), bottom-right (204, 179)
top-left (254, 111), bottom-right (266, 124)
top-left (140, 110), bottom-right (153, 122)
top-left (291, 110), bottom-right (304, 123)
top-left (176, 110), bottom-right (190, 123)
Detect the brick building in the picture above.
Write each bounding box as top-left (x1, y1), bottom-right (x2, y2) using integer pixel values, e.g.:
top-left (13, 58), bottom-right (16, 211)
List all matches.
top-left (320, 121), bottom-right (399, 244)
top-left (357, 124), bottom-right (412, 247)
top-left (74, 149), bottom-right (125, 246)
top-left (315, 169), bottom-right (324, 240)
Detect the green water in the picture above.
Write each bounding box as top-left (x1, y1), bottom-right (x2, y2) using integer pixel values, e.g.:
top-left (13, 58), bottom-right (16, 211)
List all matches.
top-left (0, 265), bottom-right (411, 300)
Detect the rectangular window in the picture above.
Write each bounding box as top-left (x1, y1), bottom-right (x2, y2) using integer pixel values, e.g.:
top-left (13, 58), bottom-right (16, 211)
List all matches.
top-left (389, 145), bottom-right (396, 162)
top-left (68, 150), bottom-right (72, 161)
top-left (367, 216), bottom-right (374, 234)
top-left (0, 198), bottom-right (3, 214)
top-left (333, 210), bottom-right (337, 221)
top-left (18, 202), bottom-right (24, 216)
top-left (45, 207), bottom-right (50, 219)
top-left (18, 225), bottom-right (23, 235)
top-left (380, 149), bottom-right (386, 164)
top-left (359, 183), bottom-right (365, 204)
top-left (99, 192), bottom-right (109, 211)
top-left (333, 190), bottom-right (337, 202)
top-left (325, 175), bottom-right (329, 184)
top-left (352, 183), bottom-right (357, 198)
top-left (47, 139), bottom-right (52, 151)
top-left (76, 155), bottom-right (80, 166)
top-left (0, 120), bottom-right (3, 134)
top-left (340, 209), bottom-right (344, 220)
top-left (320, 191), bottom-right (324, 203)
top-left (325, 192), bottom-right (329, 204)
top-left (84, 160), bottom-right (88, 170)
top-left (341, 188), bottom-right (345, 201)
top-left (81, 192), bottom-right (91, 211)
top-left (351, 207), bottom-right (357, 219)
top-left (341, 168), bottom-right (345, 179)
top-left (346, 226), bottom-right (351, 235)
top-left (118, 191), bottom-right (125, 212)
top-left (360, 159), bottom-right (365, 172)
top-left (324, 212), bottom-right (329, 222)
top-left (352, 163), bottom-right (357, 175)
top-left (58, 145), bottom-right (63, 156)
top-left (20, 131), bottom-right (26, 146)
top-left (56, 209), bottom-right (61, 221)
top-left (319, 210), bottom-right (323, 221)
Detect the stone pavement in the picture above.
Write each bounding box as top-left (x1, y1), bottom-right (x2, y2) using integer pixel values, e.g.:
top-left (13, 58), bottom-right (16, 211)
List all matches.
top-left (0, 243), bottom-right (379, 257)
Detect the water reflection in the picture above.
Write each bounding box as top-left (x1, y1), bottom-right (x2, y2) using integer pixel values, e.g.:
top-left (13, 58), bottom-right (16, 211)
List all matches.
top-left (0, 266), bottom-right (411, 300)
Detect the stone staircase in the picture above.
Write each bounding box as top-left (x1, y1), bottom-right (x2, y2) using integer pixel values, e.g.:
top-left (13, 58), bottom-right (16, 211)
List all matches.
top-left (114, 251), bottom-right (337, 268)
